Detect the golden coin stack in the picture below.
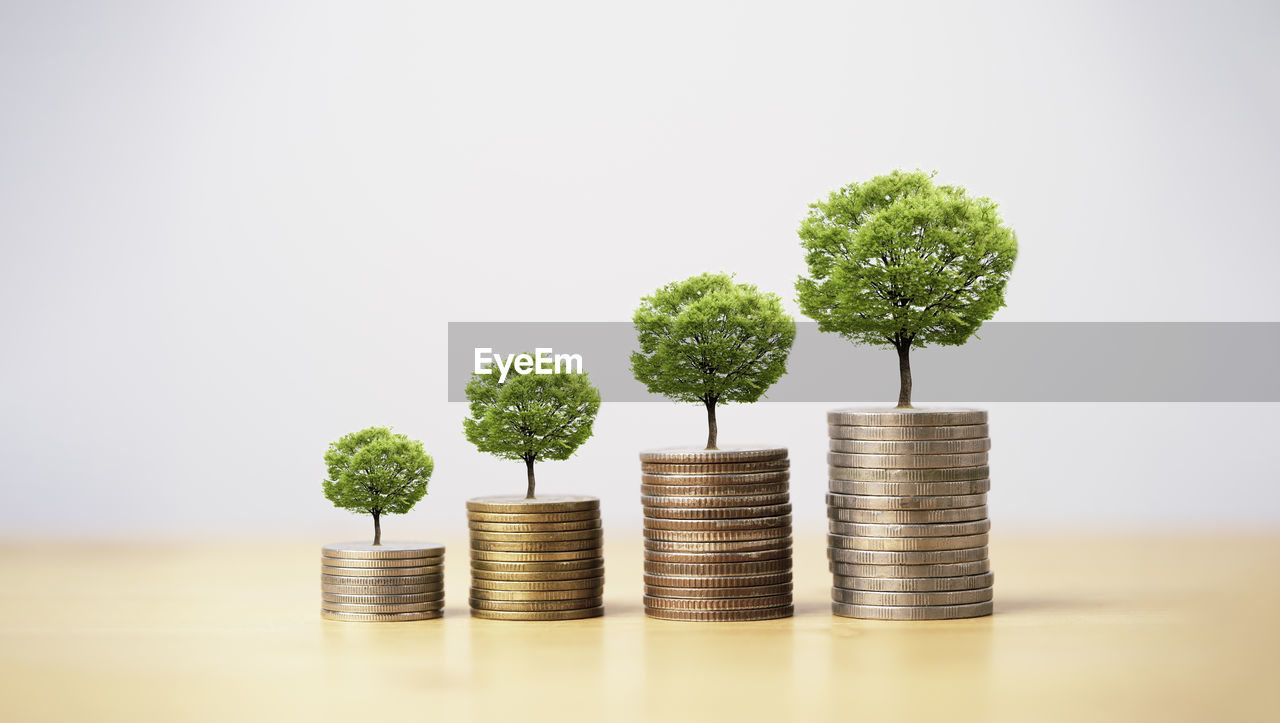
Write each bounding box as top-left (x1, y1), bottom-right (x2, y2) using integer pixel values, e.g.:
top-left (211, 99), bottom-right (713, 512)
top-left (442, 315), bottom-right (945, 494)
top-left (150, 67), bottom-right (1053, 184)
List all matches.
top-left (826, 408), bottom-right (994, 620)
top-left (466, 495), bottom-right (604, 620)
top-left (320, 542), bottom-right (445, 621)
top-left (641, 446), bottom-right (794, 621)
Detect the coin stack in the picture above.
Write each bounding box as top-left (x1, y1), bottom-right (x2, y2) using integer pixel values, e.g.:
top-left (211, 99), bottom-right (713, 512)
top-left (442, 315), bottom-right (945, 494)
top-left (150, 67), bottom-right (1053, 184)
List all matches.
top-left (641, 446), bottom-right (794, 622)
top-left (320, 542), bottom-right (445, 622)
top-left (466, 495), bottom-right (604, 621)
top-left (826, 408), bottom-right (994, 620)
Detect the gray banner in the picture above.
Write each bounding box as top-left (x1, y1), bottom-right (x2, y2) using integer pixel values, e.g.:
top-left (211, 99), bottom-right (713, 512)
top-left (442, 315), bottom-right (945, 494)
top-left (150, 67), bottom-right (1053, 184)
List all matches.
top-left (446, 322), bottom-right (1280, 402)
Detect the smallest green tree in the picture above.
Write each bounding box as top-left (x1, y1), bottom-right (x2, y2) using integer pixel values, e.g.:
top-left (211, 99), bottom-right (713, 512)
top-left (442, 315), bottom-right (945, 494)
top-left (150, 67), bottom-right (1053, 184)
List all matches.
top-left (323, 426), bottom-right (433, 545)
top-left (631, 272), bottom-right (795, 450)
top-left (463, 361), bottom-right (601, 499)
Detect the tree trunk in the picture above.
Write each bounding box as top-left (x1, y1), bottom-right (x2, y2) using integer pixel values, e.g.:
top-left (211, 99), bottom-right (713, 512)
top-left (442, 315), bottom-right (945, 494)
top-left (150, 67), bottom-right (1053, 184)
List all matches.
top-left (896, 343), bottom-right (913, 409)
top-left (372, 510), bottom-right (382, 546)
top-left (705, 398), bottom-right (718, 450)
top-left (525, 456), bottom-right (536, 499)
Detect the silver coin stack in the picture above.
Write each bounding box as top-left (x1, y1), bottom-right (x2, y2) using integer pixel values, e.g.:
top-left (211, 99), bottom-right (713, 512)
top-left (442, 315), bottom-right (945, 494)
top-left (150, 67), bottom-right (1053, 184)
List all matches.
top-left (641, 446), bottom-right (794, 622)
top-left (320, 542), bottom-right (445, 621)
top-left (826, 408), bottom-right (994, 620)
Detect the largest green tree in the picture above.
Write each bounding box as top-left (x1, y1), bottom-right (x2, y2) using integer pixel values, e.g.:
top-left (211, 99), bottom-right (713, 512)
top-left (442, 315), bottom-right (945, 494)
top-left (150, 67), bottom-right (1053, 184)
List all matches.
top-left (795, 170), bottom-right (1017, 407)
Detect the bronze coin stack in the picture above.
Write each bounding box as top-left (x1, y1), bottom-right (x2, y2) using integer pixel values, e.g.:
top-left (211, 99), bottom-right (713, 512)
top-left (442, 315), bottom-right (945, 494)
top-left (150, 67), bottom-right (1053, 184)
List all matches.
top-left (320, 542), bottom-right (446, 621)
top-left (826, 408), bottom-right (994, 620)
top-left (641, 446), bottom-right (794, 621)
top-left (466, 495), bottom-right (605, 620)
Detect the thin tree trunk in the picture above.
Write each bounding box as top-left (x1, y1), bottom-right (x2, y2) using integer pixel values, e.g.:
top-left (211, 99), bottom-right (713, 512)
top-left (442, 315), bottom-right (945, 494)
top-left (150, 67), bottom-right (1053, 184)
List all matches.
top-left (372, 510), bottom-right (381, 546)
top-left (525, 456), bottom-right (536, 499)
top-left (896, 343), bottom-right (913, 409)
top-left (705, 398), bottom-right (718, 450)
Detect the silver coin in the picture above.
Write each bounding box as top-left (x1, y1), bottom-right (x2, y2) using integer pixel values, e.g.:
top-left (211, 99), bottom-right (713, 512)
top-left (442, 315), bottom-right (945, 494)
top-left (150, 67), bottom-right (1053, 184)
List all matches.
top-left (825, 493), bottom-right (987, 511)
top-left (468, 528), bottom-right (603, 542)
top-left (322, 542), bottom-right (445, 560)
top-left (833, 572), bottom-right (995, 592)
top-left (827, 547), bottom-right (987, 565)
top-left (323, 601), bottom-right (444, 614)
top-left (828, 479), bottom-right (990, 498)
top-left (641, 493), bottom-right (791, 509)
top-left (826, 408), bottom-right (988, 426)
top-left (641, 460), bottom-right (791, 475)
top-left (644, 582), bottom-right (793, 599)
top-left (830, 559), bottom-right (991, 578)
top-left (643, 514), bottom-right (792, 531)
top-left (470, 538), bottom-right (602, 552)
top-left (828, 533), bottom-right (988, 551)
top-left (640, 482), bottom-right (790, 497)
top-left (832, 586), bottom-right (993, 606)
top-left (643, 594), bottom-right (793, 611)
top-left (639, 446), bottom-right (788, 463)
top-left (644, 572), bottom-right (793, 589)
top-left (322, 592), bottom-right (445, 605)
top-left (828, 424), bottom-right (989, 441)
top-left (829, 465), bottom-right (990, 482)
top-left (321, 582), bottom-right (443, 595)
top-left (643, 503), bottom-right (792, 520)
top-left (828, 519), bottom-right (991, 537)
top-left (829, 506), bottom-right (988, 524)
top-left (829, 438), bottom-right (991, 455)
top-left (321, 556), bottom-right (445, 569)
top-left (828, 451), bottom-right (989, 469)
top-left (320, 564), bottom-right (441, 577)
top-left (322, 573), bottom-right (443, 586)
top-left (832, 600), bottom-right (993, 620)
top-left (644, 537), bottom-right (792, 553)
top-left (644, 547), bottom-right (792, 564)
top-left (321, 609), bottom-right (443, 622)
top-left (641, 471), bottom-right (791, 486)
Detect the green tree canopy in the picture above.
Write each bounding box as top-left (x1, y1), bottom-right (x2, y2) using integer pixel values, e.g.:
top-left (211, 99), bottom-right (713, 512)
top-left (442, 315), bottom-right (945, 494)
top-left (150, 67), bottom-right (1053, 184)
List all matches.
top-left (323, 426), bottom-right (433, 545)
top-left (463, 360), bottom-right (601, 499)
top-left (631, 272), bottom-right (795, 450)
top-left (795, 169), bottom-right (1018, 407)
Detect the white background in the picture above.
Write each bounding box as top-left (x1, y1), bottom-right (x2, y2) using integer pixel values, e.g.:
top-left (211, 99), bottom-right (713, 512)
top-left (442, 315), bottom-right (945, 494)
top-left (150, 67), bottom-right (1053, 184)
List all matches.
top-left (1, 1), bottom-right (1278, 539)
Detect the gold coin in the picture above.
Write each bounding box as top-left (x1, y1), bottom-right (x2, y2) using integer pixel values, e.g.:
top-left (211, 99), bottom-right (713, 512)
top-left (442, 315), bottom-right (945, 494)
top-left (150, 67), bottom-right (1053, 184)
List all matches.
top-left (643, 514), bottom-right (792, 531)
top-left (644, 503), bottom-right (792, 520)
top-left (828, 451), bottom-right (990, 469)
top-left (643, 594), bottom-right (791, 611)
top-left (827, 547), bottom-right (987, 565)
top-left (832, 586), bottom-right (993, 606)
top-left (829, 465), bottom-right (990, 483)
top-left (641, 493), bottom-right (790, 509)
top-left (830, 506), bottom-right (988, 524)
top-left (645, 583), bottom-right (793, 599)
top-left (470, 538), bottom-right (602, 552)
top-left (826, 493), bottom-right (987, 511)
top-left (828, 519), bottom-right (991, 537)
top-left (641, 471), bottom-right (791, 486)
top-left (641, 460), bottom-right (790, 475)
top-left (322, 592), bottom-right (445, 605)
top-left (470, 557), bottom-right (603, 573)
top-left (826, 408), bottom-right (988, 426)
top-left (468, 528), bottom-right (602, 542)
top-left (322, 582), bottom-right (443, 595)
top-left (644, 559), bottom-right (792, 576)
top-left (644, 572), bottom-right (793, 588)
top-left (466, 510), bottom-right (599, 523)
top-left (320, 564), bottom-right (441, 577)
top-left (466, 494), bottom-right (599, 514)
top-left (469, 587), bottom-right (602, 601)
top-left (829, 438), bottom-right (991, 455)
top-left (470, 607), bottom-right (603, 621)
top-left (639, 446), bottom-right (788, 463)
top-left (640, 482), bottom-right (789, 497)
top-left (471, 566), bottom-right (604, 581)
top-left (644, 606), bottom-right (792, 622)
top-left (469, 597), bottom-right (603, 612)
top-left (468, 520), bottom-right (601, 533)
top-left (469, 576), bottom-right (603, 591)
top-left (644, 537), bottom-right (791, 553)
top-left (321, 610), bottom-right (443, 622)
top-left (322, 573), bottom-right (443, 586)
top-left (832, 600), bottom-right (993, 620)
top-left (644, 547), bottom-right (792, 564)
top-left (470, 549), bottom-right (599, 562)
top-left (827, 480), bottom-right (990, 498)
top-left (828, 424), bottom-right (989, 441)
top-left (321, 542), bottom-right (445, 560)
top-left (644, 526), bottom-right (792, 542)
top-left (321, 556), bottom-right (445, 569)
top-left (322, 601), bottom-right (444, 614)
top-left (833, 572), bottom-right (994, 592)
top-left (830, 559), bottom-right (991, 578)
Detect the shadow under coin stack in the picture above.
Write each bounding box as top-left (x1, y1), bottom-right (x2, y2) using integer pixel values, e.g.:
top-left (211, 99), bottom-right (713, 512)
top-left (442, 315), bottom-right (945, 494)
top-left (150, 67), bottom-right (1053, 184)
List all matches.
top-left (466, 495), bottom-right (605, 620)
top-left (826, 408), bottom-right (995, 620)
top-left (320, 542), bottom-right (446, 621)
top-left (641, 446), bottom-right (794, 621)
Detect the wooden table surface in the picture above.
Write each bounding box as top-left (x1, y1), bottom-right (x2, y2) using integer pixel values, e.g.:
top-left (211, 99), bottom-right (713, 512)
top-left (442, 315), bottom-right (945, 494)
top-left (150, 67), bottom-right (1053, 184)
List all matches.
top-left (1, 534), bottom-right (1277, 722)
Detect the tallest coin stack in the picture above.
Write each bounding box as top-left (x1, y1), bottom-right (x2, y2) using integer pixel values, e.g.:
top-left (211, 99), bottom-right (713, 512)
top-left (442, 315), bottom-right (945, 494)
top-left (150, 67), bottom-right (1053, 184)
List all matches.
top-left (826, 408), bottom-right (995, 620)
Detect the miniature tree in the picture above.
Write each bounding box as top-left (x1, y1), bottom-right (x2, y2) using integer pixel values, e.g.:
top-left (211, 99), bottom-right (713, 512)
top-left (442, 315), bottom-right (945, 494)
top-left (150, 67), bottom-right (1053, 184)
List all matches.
top-left (463, 360), bottom-right (601, 499)
top-left (631, 272), bottom-right (795, 450)
top-left (323, 426), bottom-right (433, 545)
top-left (795, 169), bottom-right (1017, 408)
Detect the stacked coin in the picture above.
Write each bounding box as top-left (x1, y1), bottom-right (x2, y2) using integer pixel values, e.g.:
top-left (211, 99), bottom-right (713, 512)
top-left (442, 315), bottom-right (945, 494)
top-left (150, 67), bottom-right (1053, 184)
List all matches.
top-left (641, 446), bottom-right (794, 621)
top-left (320, 541), bottom-right (445, 621)
top-left (466, 495), bottom-right (604, 620)
top-left (827, 408), bottom-right (994, 620)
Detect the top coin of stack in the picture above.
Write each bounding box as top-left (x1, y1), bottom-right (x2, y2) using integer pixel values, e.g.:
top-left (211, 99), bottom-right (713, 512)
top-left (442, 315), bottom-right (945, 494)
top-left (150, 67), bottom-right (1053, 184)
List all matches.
top-left (466, 495), bottom-right (605, 621)
top-left (641, 445), bottom-right (794, 622)
top-left (320, 541), bottom-right (446, 622)
top-left (826, 408), bottom-right (994, 621)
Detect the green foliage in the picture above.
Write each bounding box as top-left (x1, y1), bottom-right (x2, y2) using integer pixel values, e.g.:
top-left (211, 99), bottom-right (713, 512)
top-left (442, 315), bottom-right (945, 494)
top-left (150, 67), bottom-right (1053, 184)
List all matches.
top-left (795, 170), bottom-right (1018, 352)
top-left (323, 426), bottom-right (433, 525)
top-left (631, 272), bottom-right (796, 407)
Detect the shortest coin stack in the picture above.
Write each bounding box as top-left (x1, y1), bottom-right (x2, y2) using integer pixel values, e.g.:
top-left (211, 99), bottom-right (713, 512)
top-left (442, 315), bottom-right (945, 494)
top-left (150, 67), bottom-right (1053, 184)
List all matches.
top-left (321, 541), bottom-right (446, 622)
top-left (467, 495), bottom-right (605, 621)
